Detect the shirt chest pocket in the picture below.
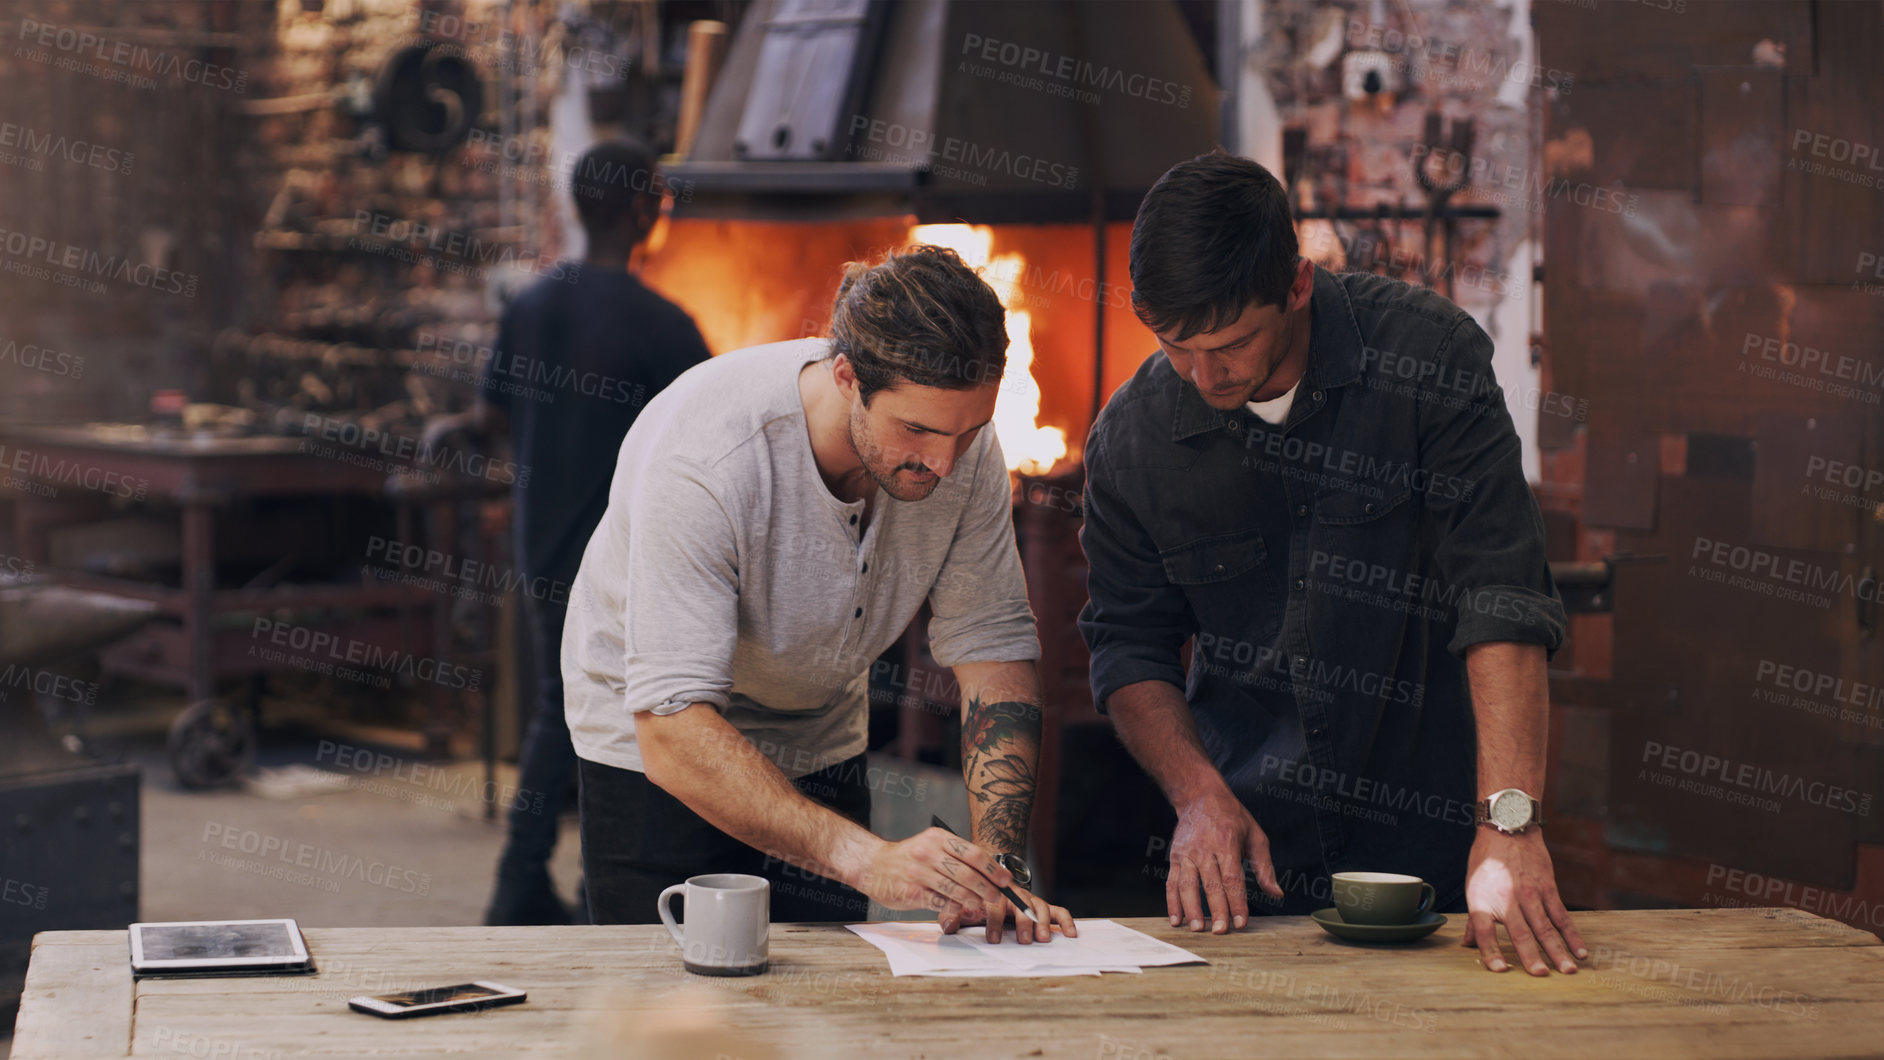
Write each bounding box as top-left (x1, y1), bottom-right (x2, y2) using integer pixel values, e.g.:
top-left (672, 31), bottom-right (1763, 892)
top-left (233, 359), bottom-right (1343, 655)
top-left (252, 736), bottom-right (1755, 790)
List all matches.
top-left (1159, 527), bottom-right (1268, 584)
top-left (1310, 484), bottom-right (1419, 593)
top-left (1314, 483), bottom-right (1414, 526)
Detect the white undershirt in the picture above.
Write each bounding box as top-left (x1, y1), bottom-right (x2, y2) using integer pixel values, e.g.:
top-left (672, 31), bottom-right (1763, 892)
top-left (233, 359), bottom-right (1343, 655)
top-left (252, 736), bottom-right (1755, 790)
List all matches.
top-left (1246, 380), bottom-right (1301, 425)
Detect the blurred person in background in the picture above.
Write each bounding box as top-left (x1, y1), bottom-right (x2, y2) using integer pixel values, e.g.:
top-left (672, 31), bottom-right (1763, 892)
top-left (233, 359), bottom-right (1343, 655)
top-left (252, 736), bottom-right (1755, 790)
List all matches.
top-left (428, 138), bottom-right (711, 925)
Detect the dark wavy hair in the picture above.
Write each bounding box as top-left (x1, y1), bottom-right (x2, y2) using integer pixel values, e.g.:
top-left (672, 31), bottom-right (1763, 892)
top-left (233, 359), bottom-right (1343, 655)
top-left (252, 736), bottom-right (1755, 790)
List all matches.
top-left (828, 244), bottom-right (1009, 403)
top-left (1130, 150), bottom-right (1300, 341)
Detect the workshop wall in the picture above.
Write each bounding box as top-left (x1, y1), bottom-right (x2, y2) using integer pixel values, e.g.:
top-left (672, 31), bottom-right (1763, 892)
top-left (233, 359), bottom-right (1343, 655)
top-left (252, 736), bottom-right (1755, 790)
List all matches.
top-left (1536, 0), bottom-right (1884, 932)
top-left (0, 0), bottom-right (677, 429)
top-left (0, 0), bottom-right (262, 421)
top-left (218, 0), bottom-right (579, 436)
top-left (1245, 0), bottom-right (1546, 481)
top-left (1254, 0), bottom-right (1539, 319)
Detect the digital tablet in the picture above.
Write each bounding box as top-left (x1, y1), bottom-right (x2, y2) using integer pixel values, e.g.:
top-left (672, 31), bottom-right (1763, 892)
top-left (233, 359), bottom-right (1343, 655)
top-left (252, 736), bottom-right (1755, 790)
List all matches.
top-left (129, 918), bottom-right (312, 977)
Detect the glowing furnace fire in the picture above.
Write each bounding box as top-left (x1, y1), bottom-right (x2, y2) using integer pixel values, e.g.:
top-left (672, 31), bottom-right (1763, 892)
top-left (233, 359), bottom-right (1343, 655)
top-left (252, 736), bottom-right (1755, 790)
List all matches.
top-left (911, 223), bottom-right (1068, 476)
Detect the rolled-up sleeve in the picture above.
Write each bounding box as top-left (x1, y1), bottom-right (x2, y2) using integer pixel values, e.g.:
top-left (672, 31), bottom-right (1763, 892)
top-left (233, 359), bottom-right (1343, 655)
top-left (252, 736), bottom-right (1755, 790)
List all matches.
top-left (1420, 316), bottom-right (1567, 658)
top-left (618, 457), bottom-right (741, 714)
top-left (1077, 430), bottom-right (1195, 713)
top-left (925, 429), bottom-right (1040, 667)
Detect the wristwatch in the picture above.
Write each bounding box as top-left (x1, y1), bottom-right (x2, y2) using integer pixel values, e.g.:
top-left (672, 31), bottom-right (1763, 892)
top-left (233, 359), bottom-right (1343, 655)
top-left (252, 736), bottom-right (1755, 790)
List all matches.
top-left (995, 852), bottom-right (1032, 888)
top-left (1476, 788), bottom-right (1544, 835)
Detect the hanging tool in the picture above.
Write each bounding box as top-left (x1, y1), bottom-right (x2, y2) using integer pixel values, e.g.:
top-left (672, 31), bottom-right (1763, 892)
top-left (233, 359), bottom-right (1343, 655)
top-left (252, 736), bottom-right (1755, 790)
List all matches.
top-left (1414, 110), bottom-right (1474, 299)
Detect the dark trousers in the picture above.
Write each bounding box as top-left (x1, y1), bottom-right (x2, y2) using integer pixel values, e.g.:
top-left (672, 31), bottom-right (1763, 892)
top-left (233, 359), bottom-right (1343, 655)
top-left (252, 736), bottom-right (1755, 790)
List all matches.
top-left (500, 594), bottom-right (577, 869)
top-left (578, 752), bottom-right (873, 924)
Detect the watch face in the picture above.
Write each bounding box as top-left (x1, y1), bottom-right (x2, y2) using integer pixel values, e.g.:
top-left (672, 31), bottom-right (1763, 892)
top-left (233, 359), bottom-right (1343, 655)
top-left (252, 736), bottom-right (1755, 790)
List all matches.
top-left (1490, 791), bottom-right (1532, 831)
top-left (998, 854), bottom-right (1031, 887)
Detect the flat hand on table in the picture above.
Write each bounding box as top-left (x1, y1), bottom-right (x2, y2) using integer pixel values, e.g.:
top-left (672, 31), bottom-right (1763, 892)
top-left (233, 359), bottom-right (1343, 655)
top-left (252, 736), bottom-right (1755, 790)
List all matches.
top-left (1462, 828), bottom-right (1588, 975)
top-left (1166, 791), bottom-right (1284, 933)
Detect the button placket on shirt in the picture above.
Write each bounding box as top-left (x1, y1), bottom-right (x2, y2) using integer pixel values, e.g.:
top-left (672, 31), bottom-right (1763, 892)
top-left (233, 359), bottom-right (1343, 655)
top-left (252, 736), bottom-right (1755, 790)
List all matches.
top-left (836, 503), bottom-right (869, 655)
top-left (1221, 377), bottom-right (1347, 866)
top-left (1279, 401), bottom-right (1346, 865)
top-left (1203, 416), bottom-right (1240, 578)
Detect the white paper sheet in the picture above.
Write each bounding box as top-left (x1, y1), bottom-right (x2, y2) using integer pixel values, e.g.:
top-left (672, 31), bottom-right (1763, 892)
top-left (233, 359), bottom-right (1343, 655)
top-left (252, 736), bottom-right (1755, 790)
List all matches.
top-left (846, 919), bottom-right (1206, 978)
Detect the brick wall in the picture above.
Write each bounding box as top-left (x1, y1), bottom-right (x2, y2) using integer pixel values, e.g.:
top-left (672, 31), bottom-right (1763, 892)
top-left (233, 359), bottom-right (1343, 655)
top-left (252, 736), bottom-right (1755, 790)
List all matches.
top-left (1256, 0), bottom-right (1543, 317)
top-left (1, 0), bottom-right (686, 430)
top-left (0, 0), bottom-right (263, 419)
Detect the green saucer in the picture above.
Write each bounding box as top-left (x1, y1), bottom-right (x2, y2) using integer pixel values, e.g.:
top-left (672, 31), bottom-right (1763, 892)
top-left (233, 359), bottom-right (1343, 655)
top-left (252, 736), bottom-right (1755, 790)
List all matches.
top-left (1310, 908), bottom-right (1445, 943)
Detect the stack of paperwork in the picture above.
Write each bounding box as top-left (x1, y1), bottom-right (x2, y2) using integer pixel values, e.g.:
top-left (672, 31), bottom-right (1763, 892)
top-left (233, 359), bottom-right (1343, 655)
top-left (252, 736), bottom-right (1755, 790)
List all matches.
top-left (845, 918), bottom-right (1207, 977)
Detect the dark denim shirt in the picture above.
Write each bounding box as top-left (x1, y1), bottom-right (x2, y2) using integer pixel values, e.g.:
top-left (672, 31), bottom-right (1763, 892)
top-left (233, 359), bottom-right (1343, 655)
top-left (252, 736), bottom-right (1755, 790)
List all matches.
top-left (1078, 266), bottom-right (1565, 914)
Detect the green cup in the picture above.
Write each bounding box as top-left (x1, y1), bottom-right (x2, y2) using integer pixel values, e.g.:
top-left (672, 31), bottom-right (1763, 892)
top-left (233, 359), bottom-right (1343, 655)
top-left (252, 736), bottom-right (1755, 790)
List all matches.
top-left (1331, 871), bottom-right (1436, 926)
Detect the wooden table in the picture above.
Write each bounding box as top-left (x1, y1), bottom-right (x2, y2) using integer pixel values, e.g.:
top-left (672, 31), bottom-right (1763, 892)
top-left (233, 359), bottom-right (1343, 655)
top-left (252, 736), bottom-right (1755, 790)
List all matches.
top-left (13, 910), bottom-right (1884, 1059)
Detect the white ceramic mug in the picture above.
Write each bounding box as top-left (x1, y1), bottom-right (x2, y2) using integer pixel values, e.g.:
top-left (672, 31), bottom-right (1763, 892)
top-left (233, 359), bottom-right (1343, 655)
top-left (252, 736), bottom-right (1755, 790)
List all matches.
top-left (657, 873), bottom-right (770, 976)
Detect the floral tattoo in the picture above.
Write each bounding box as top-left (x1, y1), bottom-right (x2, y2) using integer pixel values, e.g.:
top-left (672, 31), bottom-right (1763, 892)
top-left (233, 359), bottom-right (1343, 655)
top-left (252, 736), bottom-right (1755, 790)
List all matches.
top-left (962, 695), bottom-right (1042, 856)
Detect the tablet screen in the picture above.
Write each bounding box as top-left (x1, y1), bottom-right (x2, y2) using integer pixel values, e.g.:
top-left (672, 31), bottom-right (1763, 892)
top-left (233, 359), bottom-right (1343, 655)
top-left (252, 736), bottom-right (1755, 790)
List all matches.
top-left (137, 921), bottom-right (299, 963)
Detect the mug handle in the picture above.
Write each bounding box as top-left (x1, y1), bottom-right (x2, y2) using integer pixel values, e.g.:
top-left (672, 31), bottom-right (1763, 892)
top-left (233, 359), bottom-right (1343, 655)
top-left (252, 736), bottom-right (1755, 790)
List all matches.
top-left (657, 884), bottom-right (687, 948)
top-left (1415, 882), bottom-right (1436, 918)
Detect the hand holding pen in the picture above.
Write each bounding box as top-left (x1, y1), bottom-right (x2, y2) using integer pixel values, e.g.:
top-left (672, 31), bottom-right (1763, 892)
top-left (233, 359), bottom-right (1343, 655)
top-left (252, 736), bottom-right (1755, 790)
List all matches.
top-left (929, 815), bottom-right (1077, 944)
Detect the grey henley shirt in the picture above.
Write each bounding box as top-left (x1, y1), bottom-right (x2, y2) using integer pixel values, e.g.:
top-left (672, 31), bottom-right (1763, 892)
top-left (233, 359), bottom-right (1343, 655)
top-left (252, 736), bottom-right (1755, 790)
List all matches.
top-left (562, 338), bottom-right (1040, 778)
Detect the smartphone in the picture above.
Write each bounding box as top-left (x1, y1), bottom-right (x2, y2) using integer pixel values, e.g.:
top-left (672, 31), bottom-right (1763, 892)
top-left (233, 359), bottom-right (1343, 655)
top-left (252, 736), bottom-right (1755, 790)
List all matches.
top-left (348, 981), bottom-right (527, 1019)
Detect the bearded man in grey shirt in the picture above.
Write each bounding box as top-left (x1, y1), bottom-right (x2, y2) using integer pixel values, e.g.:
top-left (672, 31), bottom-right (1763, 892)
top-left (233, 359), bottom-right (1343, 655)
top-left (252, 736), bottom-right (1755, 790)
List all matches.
top-left (563, 245), bottom-right (1075, 943)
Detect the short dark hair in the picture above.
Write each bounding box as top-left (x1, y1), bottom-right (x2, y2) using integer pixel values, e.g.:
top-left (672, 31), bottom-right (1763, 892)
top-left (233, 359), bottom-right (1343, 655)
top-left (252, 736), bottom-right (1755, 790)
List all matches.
top-left (828, 244), bottom-right (1008, 403)
top-left (571, 138), bottom-right (661, 238)
top-left (1129, 151), bottom-right (1300, 341)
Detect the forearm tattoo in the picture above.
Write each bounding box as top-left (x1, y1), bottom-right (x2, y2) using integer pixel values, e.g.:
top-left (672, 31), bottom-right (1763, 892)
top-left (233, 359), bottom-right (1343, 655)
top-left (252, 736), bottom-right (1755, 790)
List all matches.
top-left (961, 695), bottom-right (1043, 856)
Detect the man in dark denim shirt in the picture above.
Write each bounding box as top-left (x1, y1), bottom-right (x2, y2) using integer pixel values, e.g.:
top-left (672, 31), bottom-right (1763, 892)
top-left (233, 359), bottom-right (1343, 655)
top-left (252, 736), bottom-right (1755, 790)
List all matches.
top-left (1079, 152), bottom-right (1588, 977)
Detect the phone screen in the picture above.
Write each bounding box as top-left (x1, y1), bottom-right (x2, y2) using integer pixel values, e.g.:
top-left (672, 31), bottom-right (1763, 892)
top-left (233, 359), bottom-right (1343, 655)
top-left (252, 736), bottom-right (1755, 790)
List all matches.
top-left (371, 984), bottom-right (508, 1008)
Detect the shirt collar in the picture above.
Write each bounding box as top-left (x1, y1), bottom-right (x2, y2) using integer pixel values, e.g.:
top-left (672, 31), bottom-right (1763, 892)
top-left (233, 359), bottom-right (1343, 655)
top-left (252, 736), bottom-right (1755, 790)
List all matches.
top-left (1170, 265), bottom-right (1367, 441)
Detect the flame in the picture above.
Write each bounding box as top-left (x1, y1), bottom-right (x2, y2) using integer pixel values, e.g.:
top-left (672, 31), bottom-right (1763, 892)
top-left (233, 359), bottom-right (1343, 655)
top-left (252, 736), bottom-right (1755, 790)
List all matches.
top-left (910, 223), bottom-right (1067, 476)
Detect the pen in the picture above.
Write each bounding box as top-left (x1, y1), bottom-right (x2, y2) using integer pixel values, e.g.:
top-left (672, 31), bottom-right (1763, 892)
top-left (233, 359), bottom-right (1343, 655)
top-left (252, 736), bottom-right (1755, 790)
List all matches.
top-left (928, 814), bottom-right (1040, 924)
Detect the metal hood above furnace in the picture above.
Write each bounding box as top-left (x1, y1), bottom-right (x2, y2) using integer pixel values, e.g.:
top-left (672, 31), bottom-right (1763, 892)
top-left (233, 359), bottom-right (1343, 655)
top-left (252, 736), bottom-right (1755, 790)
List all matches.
top-left (666, 0), bottom-right (1221, 222)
